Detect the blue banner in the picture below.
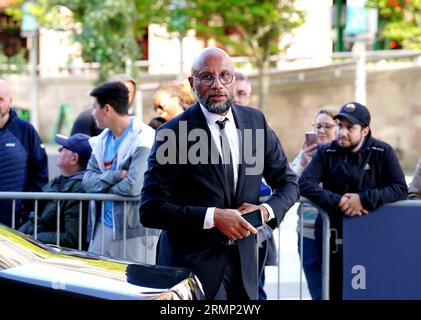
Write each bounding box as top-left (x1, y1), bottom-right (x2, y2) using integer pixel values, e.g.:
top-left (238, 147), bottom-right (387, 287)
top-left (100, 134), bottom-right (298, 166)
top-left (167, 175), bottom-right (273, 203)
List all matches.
top-left (345, 0), bottom-right (367, 35)
top-left (343, 202), bottom-right (421, 299)
top-left (21, 2), bottom-right (37, 37)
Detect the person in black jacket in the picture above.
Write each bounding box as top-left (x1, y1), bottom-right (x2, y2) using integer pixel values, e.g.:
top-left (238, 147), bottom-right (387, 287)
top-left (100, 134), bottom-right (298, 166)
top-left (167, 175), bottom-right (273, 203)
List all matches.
top-left (298, 102), bottom-right (408, 300)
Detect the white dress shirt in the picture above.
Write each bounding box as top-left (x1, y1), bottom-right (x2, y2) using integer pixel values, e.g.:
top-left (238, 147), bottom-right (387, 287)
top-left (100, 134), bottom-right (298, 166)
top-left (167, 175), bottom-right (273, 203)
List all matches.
top-left (199, 104), bottom-right (274, 229)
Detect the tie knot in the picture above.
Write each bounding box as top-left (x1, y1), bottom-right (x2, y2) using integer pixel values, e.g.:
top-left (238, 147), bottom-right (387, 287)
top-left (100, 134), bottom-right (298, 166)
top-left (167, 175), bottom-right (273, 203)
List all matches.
top-left (216, 118), bottom-right (228, 130)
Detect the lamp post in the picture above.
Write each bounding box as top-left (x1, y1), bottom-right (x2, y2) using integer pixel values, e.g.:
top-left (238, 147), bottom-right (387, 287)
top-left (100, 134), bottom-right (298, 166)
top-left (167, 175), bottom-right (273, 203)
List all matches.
top-left (21, 2), bottom-right (39, 131)
top-left (345, 0), bottom-right (377, 105)
top-left (171, 0), bottom-right (187, 82)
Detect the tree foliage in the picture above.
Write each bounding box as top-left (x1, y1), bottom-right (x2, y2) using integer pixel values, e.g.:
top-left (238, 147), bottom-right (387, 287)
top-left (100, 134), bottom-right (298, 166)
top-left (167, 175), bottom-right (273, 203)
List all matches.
top-left (167, 0), bottom-right (305, 109)
top-left (367, 0), bottom-right (421, 50)
top-left (180, 1), bottom-right (302, 60)
top-left (5, 0), bottom-right (304, 104)
top-left (6, 0), bottom-right (167, 81)
top-left (0, 49), bottom-right (27, 75)
top-left (48, 0), bottom-right (168, 81)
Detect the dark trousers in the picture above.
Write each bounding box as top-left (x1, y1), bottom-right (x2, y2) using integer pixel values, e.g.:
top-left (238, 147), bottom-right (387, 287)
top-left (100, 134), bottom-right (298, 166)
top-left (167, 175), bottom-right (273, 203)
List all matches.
top-left (213, 245), bottom-right (250, 301)
top-left (258, 243), bottom-right (267, 300)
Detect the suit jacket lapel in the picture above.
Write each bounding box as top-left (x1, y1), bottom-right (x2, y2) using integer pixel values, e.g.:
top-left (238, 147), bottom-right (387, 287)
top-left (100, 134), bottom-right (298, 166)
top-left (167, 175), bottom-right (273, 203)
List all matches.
top-left (232, 105), bottom-right (248, 204)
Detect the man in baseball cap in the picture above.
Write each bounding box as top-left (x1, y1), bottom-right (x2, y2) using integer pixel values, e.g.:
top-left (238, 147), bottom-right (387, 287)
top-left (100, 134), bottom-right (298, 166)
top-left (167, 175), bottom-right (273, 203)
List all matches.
top-left (18, 133), bottom-right (93, 249)
top-left (332, 102), bottom-right (372, 152)
top-left (299, 101), bottom-right (408, 299)
top-left (55, 133), bottom-right (92, 168)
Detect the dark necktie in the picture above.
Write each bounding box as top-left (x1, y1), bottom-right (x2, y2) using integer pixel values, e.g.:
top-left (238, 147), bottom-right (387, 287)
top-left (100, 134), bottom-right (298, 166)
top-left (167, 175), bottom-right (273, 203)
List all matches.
top-left (216, 118), bottom-right (235, 201)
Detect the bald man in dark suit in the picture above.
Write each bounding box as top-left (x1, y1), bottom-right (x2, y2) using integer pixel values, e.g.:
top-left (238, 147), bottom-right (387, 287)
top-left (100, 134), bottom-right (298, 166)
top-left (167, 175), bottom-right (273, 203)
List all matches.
top-left (139, 47), bottom-right (299, 300)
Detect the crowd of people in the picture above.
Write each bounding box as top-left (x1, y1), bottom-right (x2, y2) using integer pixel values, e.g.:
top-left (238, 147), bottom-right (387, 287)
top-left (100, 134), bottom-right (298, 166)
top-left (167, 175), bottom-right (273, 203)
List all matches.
top-left (1, 46), bottom-right (420, 300)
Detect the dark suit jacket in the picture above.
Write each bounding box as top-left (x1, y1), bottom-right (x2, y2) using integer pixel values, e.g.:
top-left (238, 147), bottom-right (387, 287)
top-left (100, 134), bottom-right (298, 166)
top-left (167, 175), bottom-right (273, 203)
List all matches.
top-left (139, 103), bottom-right (299, 299)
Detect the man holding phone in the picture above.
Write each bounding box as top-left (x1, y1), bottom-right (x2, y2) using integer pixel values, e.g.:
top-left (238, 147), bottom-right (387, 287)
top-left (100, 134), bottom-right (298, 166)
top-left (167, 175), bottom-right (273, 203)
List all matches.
top-left (140, 48), bottom-right (299, 300)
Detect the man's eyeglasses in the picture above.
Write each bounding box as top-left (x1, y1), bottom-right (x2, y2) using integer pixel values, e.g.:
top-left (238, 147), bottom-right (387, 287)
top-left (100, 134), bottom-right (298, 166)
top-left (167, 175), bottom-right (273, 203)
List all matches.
top-left (314, 123), bottom-right (335, 130)
top-left (191, 71), bottom-right (234, 87)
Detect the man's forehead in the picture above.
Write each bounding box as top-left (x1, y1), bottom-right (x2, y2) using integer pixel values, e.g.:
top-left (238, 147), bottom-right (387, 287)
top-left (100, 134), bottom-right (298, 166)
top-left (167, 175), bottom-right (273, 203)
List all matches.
top-left (192, 50), bottom-right (233, 73)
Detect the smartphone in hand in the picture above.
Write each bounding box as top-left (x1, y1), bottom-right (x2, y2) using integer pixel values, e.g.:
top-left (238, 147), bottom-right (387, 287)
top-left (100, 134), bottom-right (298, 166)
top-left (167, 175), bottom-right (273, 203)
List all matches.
top-left (242, 209), bottom-right (263, 228)
top-left (305, 132), bottom-right (317, 146)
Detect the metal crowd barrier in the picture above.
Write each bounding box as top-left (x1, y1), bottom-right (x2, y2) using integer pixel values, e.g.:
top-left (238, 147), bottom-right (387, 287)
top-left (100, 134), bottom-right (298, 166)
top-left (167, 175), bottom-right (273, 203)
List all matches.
top-left (0, 192), bottom-right (346, 300)
top-left (296, 198), bottom-right (421, 300)
top-left (297, 197), bottom-right (330, 300)
top-left (0, 192), bottom-right (156, 264)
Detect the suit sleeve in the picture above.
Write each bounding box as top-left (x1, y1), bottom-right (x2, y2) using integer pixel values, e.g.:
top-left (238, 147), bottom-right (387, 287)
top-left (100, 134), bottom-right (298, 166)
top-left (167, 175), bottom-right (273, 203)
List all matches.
top-left (298, 148), bottom-right (342, 211)
top-left (139, 128), bottom-right (207, 231)
top-left (261, 121), bottom-right (300, 227)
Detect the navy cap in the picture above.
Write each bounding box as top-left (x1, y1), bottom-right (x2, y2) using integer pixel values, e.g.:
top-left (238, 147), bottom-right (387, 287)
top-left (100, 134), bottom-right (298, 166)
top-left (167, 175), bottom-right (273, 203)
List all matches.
top-left (333, 102), bottom-right (371, 127)
top-left (55, 133), bottom-right (92, 166)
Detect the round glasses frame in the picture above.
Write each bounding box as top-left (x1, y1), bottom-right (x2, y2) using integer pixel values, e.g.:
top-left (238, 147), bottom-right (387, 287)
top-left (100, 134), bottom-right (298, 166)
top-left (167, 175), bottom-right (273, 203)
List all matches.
top-left (191, 72), bottom-right (234, 87)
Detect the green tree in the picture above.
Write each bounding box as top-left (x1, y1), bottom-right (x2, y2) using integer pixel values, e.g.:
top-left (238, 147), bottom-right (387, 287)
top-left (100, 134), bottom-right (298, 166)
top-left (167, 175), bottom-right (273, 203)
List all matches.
top-left (367, 0), bottom-right (421, 50)
top-left (6, 0), bottom-right (304, 105)
top-left (6, 0), bottom-right (166, 82)
top-left (0, 49), bottom-right (27, 75)
top-left (166, 0), bottom-right (305, 110)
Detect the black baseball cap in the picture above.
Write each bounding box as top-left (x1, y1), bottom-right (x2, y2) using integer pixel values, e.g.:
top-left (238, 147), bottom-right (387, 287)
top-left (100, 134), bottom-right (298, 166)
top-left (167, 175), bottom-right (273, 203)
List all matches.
top-left (333, 102), bottom-right (371, 127)
top-left (55, 133), bottom-right (92, 165)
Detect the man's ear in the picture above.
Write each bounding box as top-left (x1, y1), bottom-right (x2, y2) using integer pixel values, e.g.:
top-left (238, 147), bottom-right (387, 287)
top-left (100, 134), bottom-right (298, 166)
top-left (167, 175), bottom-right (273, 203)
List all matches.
top-left (188, 76), bottom-right (194, 89)
top-left (362, 126), bottom-right (370, 137)
top-left (71, 153), bottom-right (79, 166)
top-left (104, 104), bottom-right (111, 112)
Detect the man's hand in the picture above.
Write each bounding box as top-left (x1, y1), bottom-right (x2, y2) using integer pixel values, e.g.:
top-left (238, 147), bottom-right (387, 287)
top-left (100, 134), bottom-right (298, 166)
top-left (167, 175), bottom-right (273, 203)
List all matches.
top-left (214, 208), bottom-right (257, 241)
top-left (339, 193), bottom-right (369, 217)
top-left (237, 202), bottom-right (269, 223)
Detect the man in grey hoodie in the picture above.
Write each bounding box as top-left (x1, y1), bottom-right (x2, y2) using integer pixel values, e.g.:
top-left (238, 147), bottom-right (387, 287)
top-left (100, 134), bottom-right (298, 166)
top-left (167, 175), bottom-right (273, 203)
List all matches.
top-left (83, 81), bottom-right (159, 263)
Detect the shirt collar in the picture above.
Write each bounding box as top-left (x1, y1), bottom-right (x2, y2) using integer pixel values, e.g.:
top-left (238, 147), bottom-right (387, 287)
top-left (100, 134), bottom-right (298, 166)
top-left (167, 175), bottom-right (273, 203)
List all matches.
top-left (199, 103), bottom-right (234, 127)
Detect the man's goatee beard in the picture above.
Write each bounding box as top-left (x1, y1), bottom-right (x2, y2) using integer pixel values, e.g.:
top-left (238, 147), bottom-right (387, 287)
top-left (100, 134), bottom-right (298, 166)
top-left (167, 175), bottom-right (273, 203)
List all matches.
top-left (204, 100), bottom-right (233, 115)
